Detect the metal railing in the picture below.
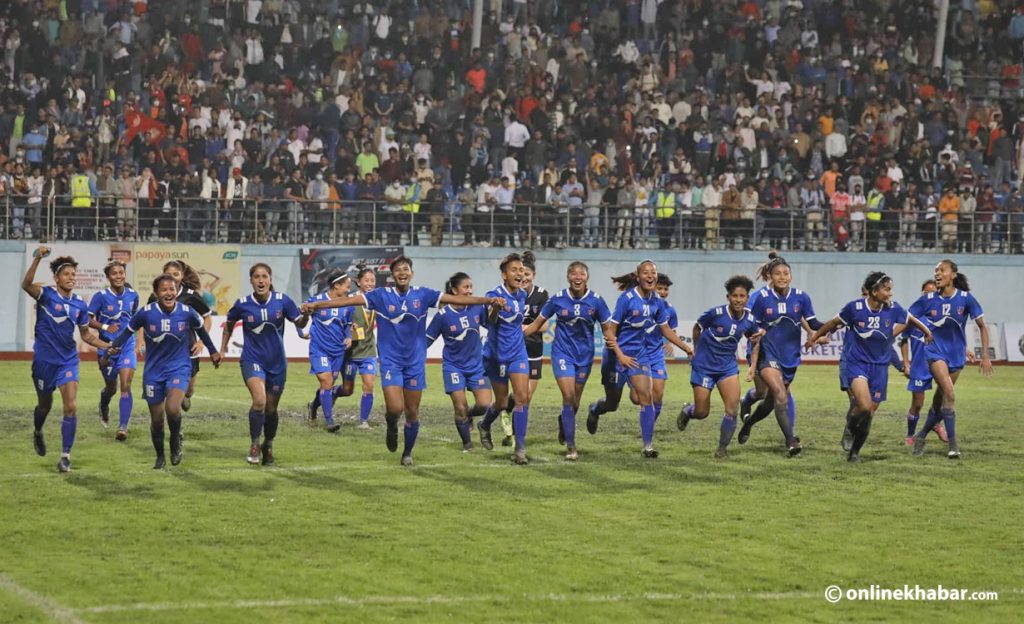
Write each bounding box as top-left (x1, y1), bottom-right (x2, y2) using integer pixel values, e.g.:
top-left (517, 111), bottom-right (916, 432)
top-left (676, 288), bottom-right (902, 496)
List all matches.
top-left (0, 194), bottom-right (1021, 254)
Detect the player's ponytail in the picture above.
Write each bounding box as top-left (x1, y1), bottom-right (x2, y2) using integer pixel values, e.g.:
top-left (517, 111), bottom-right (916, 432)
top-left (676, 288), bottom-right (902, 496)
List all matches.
top-left (756, 251), bottom-right (790, 282)
top-left (611, 260), bottom-right (655, 291)
top-left (445, 272), bottom-right (471, 295)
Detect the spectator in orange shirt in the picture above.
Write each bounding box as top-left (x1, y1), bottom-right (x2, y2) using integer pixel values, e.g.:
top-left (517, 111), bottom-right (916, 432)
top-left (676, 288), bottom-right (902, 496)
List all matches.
top-left (820, 160), bottom-right (841, 197)
top-left (465, 62), bottom-right (487, 95)
top-left (938, 186), bottom-right (960, 252)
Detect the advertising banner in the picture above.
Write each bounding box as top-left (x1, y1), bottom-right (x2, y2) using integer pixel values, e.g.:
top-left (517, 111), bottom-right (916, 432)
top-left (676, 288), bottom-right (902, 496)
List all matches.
top-left (1003, 323), bottom-right (1024, 362)
top-left (132, 243), bottom-right (241, 315)
top-left (299, 247), bottom-right (403, 298)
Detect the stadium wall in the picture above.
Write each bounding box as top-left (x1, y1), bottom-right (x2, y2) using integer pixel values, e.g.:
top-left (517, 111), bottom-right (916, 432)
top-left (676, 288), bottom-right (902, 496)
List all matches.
top-left (2, 241), bottom-right (1022, 358)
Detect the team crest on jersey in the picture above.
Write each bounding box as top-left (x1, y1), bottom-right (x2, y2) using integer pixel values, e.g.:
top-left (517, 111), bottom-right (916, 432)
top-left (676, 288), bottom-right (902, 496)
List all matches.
top-left (858, 321), bottom-right (865, 327)
top-left (107, 305), bottom-right (115, 311)
top-left (793, 304), bottom-right (800, 313)
top-left (178, 322), bottom-right (186, 331)
top-left (410, 379), bottom-right (418, 387)
top-left (766, 308), bottom-right (774, 315)
top-left (172, 378), bottom-right (180, 384)
top-left (65, 370), bottom-right (72, 377)
top-left (413, 300), bottom-right (421, 309)
top-left (449, 324), bottom-right (457, 332)
top-left (716, 326), bottom-right (724, 333)
top-left (275, 311), bottom-right (282, 319)
top-left (388, 305), bottom-right (396, 312)
top-left (957, 307), bottom-right (965, 315)
top-left (931, 310), bottom-right (938, 316)
top-left (884, 319), bottom-right (891, 328)
top-left (561, 310), bottom-right (569, 316)
top-left (149, 324), bottom-right (156, 332)
top-left (874, 391), bottom-right (881, 399)
top-left (632, 310), bottom-right (639, 316)
top-left (247, 315), bottom-right (255, 322)
top-left (55, 303), bottom-right (63, 311)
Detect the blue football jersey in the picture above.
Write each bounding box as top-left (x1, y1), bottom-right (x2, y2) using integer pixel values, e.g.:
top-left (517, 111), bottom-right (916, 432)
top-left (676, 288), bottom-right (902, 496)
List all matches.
top-left (750, 286), bottom-right (818, 369)
top-left (610, 288), bottom-right (669, 362)
top-left (129, 302), bottom-right (204, 378)
top-left (692, 306), bottom-right (759, 373)
top-left (88, 287), bottom-right (140, 347)
top-left (484, 284), bottom-right (528, 362)
top-left (644, 297), bottom-right (679, 364)
top-left (305, 292), bottom-right (353, 357)
top-left (838, 298), bottom-right (909, 365)
top-left (226, 292), bottom-right (303, 375)
top-left (539, 289), bottom-right (612, 365)
top-left (426, 304), bottom-right (487, 371)
top-left (362, 286), bottom-right (441, 365)
top-left (909, 289), bottom-right (983, 368)
top-left (33, 286), bottom-right (90, 366)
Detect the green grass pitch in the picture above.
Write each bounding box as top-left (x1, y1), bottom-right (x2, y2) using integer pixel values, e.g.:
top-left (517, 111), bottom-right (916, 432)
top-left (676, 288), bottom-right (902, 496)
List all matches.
top-left (0, 361), bottom-right (1021, 623)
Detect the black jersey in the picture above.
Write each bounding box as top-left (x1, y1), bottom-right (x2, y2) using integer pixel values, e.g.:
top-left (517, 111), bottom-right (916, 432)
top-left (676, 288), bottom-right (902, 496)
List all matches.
top-left (523, 284), bottom-right (549, 360)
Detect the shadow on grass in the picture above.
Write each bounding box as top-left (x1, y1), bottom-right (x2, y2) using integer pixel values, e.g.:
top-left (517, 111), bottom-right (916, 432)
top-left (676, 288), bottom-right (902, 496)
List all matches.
top-left (66, 473), bottom-right (158, 499)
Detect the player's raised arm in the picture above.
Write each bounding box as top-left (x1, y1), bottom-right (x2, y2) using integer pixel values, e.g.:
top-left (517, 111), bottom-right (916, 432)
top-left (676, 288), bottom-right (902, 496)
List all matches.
top-left (21, 246), bottom-right (51, 300)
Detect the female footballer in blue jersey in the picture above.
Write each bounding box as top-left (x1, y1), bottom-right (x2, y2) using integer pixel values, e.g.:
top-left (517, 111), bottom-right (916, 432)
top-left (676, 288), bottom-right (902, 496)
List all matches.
top-left (158, 260), bottom-right (213, 413)
top-left (676, 275), bottom-right (763, 458)
top-left (898, 279), bottom-right (949, 446)
top-left (22, 246), bottom-right (113, 473)
top-left (736, 252), bottom-right (823, 456)
top-left (807, 272), bottom-right (932, 462)
top-left (605, 260), bottom-right (694, 458)
top-left (110, 274), bottom-right (222, 468)
top-left (522, 261), bottom-right (614, 461)
top-left (637, 273), bottom-right (680, 422)
top-left (89, 260), bottom-right (140, 440)
top-left (908, 260), bottom-right (993, 459)
top-left (426, 272), bottom-right (497, 452)
top-left (342, 266), bottom-right (380, 430)
top-left (302, 268), bottom-right (353, 434)
top-left (221, 263), bottom-right (309, 466)
top-left (476, 252), bottom-right (537, 464)
top-left (302, 256), bottom-right (502, 466)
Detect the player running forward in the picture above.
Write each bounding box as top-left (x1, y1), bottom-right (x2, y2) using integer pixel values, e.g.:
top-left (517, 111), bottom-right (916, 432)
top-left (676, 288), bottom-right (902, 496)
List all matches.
top-left (109, 274), bottom-right (222, 468)
top-left (898, 279), bottom-right (950, 446)
top-left (736, 252), bottom-right (823, 457)
top-left (221, 263), bottom-right (309, 466)
top-left (89, 260), bottom-right (139, 440)
top-left (476, 253), bottom-right (536, 464)
top-left (303, 268), bottom-right (353, 433)
top-left (22, 247), bottom-right (113, 473)
top-left (507, 253), bottom-right (549, 445)
top-left (606, 260), bottom-right (694, 458)
top-left (807, 273), bottom-right (932, 462)
top-left (425, 272), bottom-right (497, 452)
top-left (676, 275), bottom-right (763, 458)
top-left (522, 261), bottom-right (614, 461)
top-left (642, 273), bottom-right (680, 422)
top-left (155, 260), bottom-right (212, 413)
top-left (909, 260), bottom-right (993, 459)
top-left (325, 264), bottom-right (380, 430)
top-left (301, 256), bottom-right (502, 466)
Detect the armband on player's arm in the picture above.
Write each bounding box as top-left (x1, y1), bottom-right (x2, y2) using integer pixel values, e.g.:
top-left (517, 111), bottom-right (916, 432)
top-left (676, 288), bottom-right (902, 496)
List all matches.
top-left (805, 317), bottom-right (824, 332)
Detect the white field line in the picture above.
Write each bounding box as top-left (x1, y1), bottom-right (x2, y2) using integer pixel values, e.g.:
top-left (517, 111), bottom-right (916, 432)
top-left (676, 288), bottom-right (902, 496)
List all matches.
top-left (0, 574), bottom-right (90, 624)
top-left (79, 591), bottom-right (821, 614)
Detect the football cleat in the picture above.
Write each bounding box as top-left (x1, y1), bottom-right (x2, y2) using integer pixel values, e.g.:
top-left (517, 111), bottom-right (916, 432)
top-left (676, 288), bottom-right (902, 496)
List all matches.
top-left (565, 447), bottom-right (578, 462)
top-left (462, 442), bottom-right (474, 453)
top-left (904, 436), bottom-right (915, 447)
top-left (511, 449), bottom-right (529, 465)
top-left (153, 455), bottom-right (166, 470)
top-left (246, 443), bottom-right (261, 465)
top-left (356, 421), bottom-right (371, 430)
top-left (401, 455), bottom-right (414, 467)
top-left (586, 403), bottom-right (600, 435)
top-left (935, 422), bottom-right (949, 443)
top-left (677, 404), bottom-right (692, 432)
top-left (912, 436), bottom-right (926, 456)
top-left (714, 445), bottom-right (728, 459)
top-left (33, 429), bottom-right (47, 457)
top-left (260, 442), bottom-right (275, 466)
top-left (116, 428), bottom-right (128, 442)
top-left (385, 416), bottom-right (399, 452)
top-left (787, 436), bottom-right (802, 457)
top-left (847, 452), bottom-right (860, 463)
top-left (947, 437), bottom-right (960, 460)
top-left (737, 421), bottom-right (753, 445)
top-left (841, 426), bottom-right (853, 452)
top-left (57, 455), bottom-right (71, 473)
top-left (326, 420), bottom-right (342, 434)
top-left (641, 446), bottom-right (659, 459)
top-left (478, 424), bottom-right (494, 450)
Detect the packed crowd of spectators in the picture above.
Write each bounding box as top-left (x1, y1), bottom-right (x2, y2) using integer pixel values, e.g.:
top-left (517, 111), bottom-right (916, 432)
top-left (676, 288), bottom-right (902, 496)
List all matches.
top-left (1, 0), bottom-right (1024, 253)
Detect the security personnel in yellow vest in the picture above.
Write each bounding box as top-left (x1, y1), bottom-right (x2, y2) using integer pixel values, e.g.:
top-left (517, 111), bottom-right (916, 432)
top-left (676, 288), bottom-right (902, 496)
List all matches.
top-left (403, 178), bottom-right (421, 245)
top-left (69, 165), bottom-right (97, 240)
top-left (865, 187), bottom-right (885, 252)
top-left (654, 183), bottom-right (678, 249)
